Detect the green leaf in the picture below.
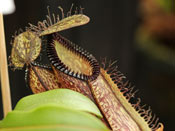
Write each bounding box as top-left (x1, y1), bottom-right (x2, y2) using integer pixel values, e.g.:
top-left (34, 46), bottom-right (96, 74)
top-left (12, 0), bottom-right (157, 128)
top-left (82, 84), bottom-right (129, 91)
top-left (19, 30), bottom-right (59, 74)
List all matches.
top-left (14, 89), bottom-right (102, 118)
top-left (0, 125), bottom-right (106, 131)
top-left (0, 105), bottom-right (109, 131)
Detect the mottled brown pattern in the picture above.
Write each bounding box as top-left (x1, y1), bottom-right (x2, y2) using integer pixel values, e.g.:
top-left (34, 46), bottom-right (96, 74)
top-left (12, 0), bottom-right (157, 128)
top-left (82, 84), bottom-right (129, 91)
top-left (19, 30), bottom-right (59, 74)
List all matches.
top-left (33, 66), bottom-right (60, 90)
top-left (28, 65), bottom-right (61, 93)
top-left (89, 74), bottom-right (140, 131)
top-left (52, 66), bottom-right (94, 101)
top-left (29, 67), bottom-right (46, 93)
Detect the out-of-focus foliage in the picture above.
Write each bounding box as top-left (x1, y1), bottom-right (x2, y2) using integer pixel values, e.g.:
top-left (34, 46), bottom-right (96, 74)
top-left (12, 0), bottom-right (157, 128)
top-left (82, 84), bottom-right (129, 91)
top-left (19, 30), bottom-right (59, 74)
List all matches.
top-left (156, 0), bottom-right (174, 13)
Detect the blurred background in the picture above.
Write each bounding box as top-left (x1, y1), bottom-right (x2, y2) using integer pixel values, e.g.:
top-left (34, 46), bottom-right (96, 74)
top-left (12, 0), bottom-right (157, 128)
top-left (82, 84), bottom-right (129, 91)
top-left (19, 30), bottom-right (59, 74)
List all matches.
top-left (0, 0), bottom-right (174, 130)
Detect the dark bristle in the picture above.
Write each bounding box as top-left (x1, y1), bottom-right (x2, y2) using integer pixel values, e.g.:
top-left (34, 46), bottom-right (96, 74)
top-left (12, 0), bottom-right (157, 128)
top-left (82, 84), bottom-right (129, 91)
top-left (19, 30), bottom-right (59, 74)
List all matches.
top-left (47, 33), bottom-right (100, 82)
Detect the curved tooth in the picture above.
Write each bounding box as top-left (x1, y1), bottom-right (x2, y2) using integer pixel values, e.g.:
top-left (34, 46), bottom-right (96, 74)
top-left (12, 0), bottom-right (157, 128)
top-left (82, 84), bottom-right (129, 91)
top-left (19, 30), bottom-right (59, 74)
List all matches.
top-left (60, 67), bottom-right (65, 72)
top-left (54, 63), bottom-right (59, 67)
top-left (69, 71), bottom-right (73, 76)
top-left (80, 74), bottom-right (84, 80)
top-left (57, 65), bottom-right (63, 70)
top-left (64, 69), bottom-right (68, 74)
top-left (76, 73), bottom-right (81, 79)
top-left (73, 72), bottom-right (77, 77)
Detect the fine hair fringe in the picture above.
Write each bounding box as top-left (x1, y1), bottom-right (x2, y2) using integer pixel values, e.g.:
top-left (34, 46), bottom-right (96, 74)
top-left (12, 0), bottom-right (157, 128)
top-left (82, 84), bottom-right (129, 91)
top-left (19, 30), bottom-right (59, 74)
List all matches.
top-left (27, 4), bottom-right (85, 35)
top-left (100, 57), bottom-right (161, 131)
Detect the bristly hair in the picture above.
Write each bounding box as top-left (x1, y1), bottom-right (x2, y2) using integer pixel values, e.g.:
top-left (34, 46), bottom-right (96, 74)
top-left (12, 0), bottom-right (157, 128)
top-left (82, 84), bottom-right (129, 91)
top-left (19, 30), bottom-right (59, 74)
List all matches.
top-left (100, 57), bottom-right (161, 131)
top-left (9, 4), bottom-right (86, 70)
top-left (9, 29), bottom-right (25, 70)
top-left (9, 28), bottom-right (24, 66)
top-left (27, 4), bottom-right (84, 35)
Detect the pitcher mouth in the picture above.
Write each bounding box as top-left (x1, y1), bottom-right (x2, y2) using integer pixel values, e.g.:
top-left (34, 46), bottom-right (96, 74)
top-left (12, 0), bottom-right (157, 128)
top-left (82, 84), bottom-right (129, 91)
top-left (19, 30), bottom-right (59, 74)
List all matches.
top-left (47, 33), bottom-right (100, 81)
